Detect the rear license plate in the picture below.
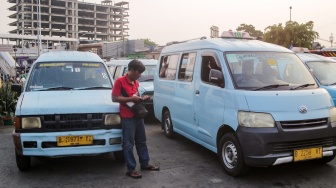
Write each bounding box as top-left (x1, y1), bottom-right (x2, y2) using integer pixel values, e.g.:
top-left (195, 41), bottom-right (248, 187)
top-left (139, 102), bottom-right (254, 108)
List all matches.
top-left (57, 135), bottom-right (93, 147)
top-left (294, 147), bottom-right (322, 162)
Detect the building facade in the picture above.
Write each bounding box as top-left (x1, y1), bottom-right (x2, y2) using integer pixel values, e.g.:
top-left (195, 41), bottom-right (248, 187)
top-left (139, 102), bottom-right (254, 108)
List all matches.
top-left (7, 0), bottom-right (129, 42)
top-left (78, 39), bottom-right (147, 60)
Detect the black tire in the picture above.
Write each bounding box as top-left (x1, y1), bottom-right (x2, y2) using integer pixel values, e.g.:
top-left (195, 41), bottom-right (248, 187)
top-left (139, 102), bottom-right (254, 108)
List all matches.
top-left (312, 154), bottom-right (336, 164)
top-left (162, 110), bottom-right (174, 138)
top-left (15, 150), bottom-right (31, 171)
top-left (113, 150), bottom-right (125, 163)
top-left (218, 133), bottom-right (248, 177)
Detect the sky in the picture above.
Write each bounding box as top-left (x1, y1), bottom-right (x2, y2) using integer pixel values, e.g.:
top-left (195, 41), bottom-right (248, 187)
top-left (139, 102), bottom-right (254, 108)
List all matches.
top-left (0, 0), bottom-right (335, 47)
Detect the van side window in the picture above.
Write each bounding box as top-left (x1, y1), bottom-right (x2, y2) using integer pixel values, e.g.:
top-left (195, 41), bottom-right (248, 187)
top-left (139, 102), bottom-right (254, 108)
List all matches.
top-left (122, 67), bottom-right (128, 76)
top-left (114, 66), bottom-right (122, 79)
top-left (109, 66), bottom-right (115, 77)
top-left (201, 56), bottom-right (221, 83)
top-left (159, 56), bottom-right (169, 78)
top-left (178, 53), bottom-right (196, 82)
top-left (159, 54), bottom-right (179, 80)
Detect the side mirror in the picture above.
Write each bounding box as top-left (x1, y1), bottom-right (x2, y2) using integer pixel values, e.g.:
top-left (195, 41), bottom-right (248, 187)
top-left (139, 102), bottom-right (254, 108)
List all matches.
top-left (209, 69), bottom-right (224, 87)
top-left (11, 84), bottom-right (22, 95)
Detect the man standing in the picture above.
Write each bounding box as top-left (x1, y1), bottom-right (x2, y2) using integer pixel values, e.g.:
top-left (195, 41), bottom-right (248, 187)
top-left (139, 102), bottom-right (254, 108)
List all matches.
top-left (112, 59), bottom-right (159, 179)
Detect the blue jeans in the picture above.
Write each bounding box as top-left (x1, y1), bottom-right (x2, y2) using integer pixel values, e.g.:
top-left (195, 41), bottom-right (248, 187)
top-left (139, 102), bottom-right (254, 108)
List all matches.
top-left (121, 118), bottom-right (150, 172)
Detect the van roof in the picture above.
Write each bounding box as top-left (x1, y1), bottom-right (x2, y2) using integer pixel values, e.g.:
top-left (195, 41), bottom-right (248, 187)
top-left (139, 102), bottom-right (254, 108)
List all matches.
top-left (161, 38), bottom-right (292, 54)
top-left (106, 59), bottom-right (157, 66)
top-left (35, 51), bottom-right (104, 63)
top-left (296, 53), bottom-right (335, 62)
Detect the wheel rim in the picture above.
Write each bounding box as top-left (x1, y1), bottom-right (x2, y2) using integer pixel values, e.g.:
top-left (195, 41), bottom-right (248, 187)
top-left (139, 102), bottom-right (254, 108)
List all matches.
top-left (222, 141), bottom-right (238, 169)
top-left (164, 114), bottom-right (171, 134)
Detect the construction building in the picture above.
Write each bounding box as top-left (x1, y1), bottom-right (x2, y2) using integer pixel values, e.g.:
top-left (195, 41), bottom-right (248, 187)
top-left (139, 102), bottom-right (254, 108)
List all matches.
top-left (7, 0), bottom-right (129, 43)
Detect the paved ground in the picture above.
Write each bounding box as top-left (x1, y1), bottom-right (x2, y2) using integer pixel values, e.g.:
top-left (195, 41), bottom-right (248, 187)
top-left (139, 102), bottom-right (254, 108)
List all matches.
top-left (1, 120), bottom-right (336, 188)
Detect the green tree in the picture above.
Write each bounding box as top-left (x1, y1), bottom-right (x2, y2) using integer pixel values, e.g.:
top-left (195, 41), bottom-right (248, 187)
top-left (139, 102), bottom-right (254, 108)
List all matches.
top-left (236, 24), bottom-right (263, 39)
top-left (263, 21), bottom-right (318, 49)
top-left (143, 38), bottom-right (157, 47)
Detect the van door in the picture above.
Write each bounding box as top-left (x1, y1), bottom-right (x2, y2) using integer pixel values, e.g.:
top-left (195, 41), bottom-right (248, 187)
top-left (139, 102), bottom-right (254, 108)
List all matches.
top-left (174, 52), bottom-right (197, 135)
top-left (194, 51), bottom-right (225, 147)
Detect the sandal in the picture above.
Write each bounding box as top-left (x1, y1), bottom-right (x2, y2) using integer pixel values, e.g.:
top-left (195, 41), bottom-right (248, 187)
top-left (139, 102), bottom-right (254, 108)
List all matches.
top-left (126, 170), bottom-right (142, 179)
top-left (141, 165), bottom-right (160, 171)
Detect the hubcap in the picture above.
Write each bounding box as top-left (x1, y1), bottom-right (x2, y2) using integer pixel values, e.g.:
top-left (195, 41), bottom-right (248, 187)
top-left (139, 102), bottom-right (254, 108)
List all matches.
top-left (164, 115), bottom-right (171, 134)
top-left (222, 141), bottom-right (238, 169)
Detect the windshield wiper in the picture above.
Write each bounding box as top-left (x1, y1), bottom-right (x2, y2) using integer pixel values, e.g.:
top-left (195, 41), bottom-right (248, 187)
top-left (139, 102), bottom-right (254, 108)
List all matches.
top-left (75, 86), bottom-right (112, 90)
top-left (328, 82), bottom-right (336, 86)
top-left (290, 83), bottom-right (315, 90)
top-left (253, 84), bottom-right (289, 91)
top-left (34, 86), bottom-right (74, 91)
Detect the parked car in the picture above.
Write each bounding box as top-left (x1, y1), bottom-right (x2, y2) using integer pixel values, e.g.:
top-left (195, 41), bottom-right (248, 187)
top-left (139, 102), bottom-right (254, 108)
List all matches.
top-left (296, 52), bottom-right (336, 105)
top-left (11, 51), bottom-right (123, 171)
top-left (106, 59), bottom-right (157, 114)
top-left (154, 31), bottom-right (336, 176)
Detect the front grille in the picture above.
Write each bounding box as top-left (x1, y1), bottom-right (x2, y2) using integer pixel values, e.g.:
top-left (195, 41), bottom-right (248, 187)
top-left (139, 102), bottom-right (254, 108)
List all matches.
top-left (280, 118), bottom-right (327, 129)
top-left (44, 113), bottom-right (104, 131)
top-left (272, 137), bottom-right (335, 153)
top-left (41, 139), bottom-right (106, 148)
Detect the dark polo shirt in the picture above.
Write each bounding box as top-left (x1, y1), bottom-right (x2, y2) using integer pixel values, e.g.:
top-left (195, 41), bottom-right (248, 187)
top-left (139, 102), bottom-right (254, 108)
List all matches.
top-left (112, 74), bottom-right (139, 118)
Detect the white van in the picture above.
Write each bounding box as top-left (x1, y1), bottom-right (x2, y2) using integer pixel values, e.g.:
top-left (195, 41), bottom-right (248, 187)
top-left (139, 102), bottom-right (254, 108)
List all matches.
top-left (154, 31), bottom-right (336, 176)
top-left (12, 51), bottom-right (123, 171)
top-left (106, 59), bottom-right (157, 114)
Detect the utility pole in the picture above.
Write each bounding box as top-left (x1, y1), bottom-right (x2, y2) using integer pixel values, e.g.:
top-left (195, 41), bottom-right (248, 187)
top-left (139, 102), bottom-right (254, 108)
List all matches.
top-left (330, 33), bottom-right (334, 47)
top-left (289, 6), bottom-right (292, 22)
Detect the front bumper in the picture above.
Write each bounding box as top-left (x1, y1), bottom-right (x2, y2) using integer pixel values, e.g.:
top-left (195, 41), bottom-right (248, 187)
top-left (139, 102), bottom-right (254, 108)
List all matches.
top-left (236, 120), bottom-right (336, 167)
top-left (13, 129), bottom-right (123, 157)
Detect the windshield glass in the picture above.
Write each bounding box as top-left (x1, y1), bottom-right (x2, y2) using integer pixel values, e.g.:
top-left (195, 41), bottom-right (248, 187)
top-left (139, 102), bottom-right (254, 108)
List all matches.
top-left (226, 52), bottom-right (317, 90)
top-left (306, 61), bottom-right (336, 85)
top-left (26, 62), bottom-right (112, 91)
top-left (124, 65), bottom-right (156, 82)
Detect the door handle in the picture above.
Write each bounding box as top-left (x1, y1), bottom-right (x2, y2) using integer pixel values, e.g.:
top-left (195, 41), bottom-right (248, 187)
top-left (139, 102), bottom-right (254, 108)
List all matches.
top-left (195, 90), bottom-right (200, 94)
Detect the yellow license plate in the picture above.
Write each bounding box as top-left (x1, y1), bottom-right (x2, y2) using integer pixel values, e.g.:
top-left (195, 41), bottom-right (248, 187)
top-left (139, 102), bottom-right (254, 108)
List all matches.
top-left (57, 135), bottom-right (93, 147)
top-left (294, 147), bottom-right (322, 162)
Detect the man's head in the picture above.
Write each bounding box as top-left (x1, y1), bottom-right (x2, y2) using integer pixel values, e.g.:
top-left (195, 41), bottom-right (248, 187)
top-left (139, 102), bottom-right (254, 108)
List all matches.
top-left (128, 59), bottom-right (146, 81)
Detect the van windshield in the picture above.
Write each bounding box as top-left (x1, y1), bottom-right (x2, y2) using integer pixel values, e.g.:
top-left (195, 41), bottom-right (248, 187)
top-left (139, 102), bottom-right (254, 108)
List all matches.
top-left (26, 62), bottom-right (112, 91)
top-left (124, 65), bottom-right (156, 82)
top-left (306, 61), bottom-right (336, 86)
top-left (226, 52), bottom-right (317, 90)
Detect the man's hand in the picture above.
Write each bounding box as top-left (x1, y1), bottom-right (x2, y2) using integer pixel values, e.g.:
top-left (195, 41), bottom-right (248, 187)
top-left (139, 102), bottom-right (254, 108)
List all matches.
top-left (131, 96), bottom-right (143, 103)
top-left (142, 95), bottom-right (150, 101)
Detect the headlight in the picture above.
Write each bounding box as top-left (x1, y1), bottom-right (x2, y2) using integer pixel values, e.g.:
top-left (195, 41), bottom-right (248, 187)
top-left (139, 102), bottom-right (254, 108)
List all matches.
top-left (22, 117), bottom-right (41, 129)
top-left (105, 114), bottom-right (121, 125)
top-left (329, 107), bottom-right (336, 127)
top-left (238, 111), bottom-right (275, 128)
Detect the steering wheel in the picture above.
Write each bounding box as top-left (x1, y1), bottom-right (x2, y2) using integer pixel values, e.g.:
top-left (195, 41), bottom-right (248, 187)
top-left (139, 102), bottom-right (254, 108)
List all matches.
top-left (235, 75), bottom-right (258, 85)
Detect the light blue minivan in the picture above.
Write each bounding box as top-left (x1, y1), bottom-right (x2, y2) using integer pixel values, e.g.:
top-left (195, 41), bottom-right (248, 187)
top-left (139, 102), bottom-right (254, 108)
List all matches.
top-left (296, 52), bottom-right (336, 105)
top-left (12, 51), bottom-right (123, 171)
top-left (154, 31), bottom-right (336, 176)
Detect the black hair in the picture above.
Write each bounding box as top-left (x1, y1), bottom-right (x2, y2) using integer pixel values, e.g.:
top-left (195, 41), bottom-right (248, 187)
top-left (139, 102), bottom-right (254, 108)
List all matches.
top-left (128, 59), bottom-right (146, 73)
